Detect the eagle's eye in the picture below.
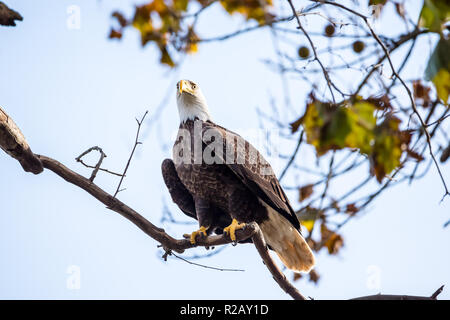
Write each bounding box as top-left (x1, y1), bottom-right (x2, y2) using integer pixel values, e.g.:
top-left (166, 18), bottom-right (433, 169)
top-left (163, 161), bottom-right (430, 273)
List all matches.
top-left (192, 84), bottom-right (197, 89)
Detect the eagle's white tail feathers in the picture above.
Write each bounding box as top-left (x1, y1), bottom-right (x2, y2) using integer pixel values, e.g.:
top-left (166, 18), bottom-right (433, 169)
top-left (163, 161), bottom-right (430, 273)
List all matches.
top-left (259, 207), bottom-right (315, 273)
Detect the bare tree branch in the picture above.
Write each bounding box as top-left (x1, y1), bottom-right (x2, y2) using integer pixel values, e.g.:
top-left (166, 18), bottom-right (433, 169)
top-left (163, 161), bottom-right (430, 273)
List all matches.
top-left (0, 2), bottom-right (22, 26)
top-left (0, 106), bottom-right (445, 300)
top-left (0, 107), bottom-right (43, 174)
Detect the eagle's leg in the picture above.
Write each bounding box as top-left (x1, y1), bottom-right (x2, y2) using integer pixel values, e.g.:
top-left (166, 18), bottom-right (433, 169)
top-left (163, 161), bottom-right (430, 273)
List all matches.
top-left (189, 226), bottom-right (208, 244)
top-left (188, 198), bottom-right (213, 245)
top-left (223, 219), bottom-right (246, 242)
top-left (223, 187), bottom-right (248, 242)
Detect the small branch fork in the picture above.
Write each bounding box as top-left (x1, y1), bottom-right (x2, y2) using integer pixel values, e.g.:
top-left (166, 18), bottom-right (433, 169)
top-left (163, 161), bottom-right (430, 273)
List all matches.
top-left (75, 146), bottom-right (118, 182)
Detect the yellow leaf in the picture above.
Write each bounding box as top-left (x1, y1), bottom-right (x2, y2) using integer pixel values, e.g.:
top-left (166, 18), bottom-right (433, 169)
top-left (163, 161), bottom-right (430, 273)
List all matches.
top-left (301, 220), bottom-right (315, 233)
top-left (419, 0), bottom-right (450, 33)
top-left (174, 0), bottom-right (189, 11)
top-left (220, 0), bottom-right (273, 23)
top-left (159, 45), bottom-right (175, 67)
top-left (432, 69), bottom-right (450, 104)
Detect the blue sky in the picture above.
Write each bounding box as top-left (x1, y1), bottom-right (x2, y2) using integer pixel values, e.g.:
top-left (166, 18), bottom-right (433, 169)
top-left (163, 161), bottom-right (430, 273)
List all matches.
top-left (0, 0), bottom-right (449, 299)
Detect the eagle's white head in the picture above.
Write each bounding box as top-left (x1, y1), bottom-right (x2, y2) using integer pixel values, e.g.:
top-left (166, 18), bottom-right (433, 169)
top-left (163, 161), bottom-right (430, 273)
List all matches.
top-left (176, 79), bottom-right (211, 123)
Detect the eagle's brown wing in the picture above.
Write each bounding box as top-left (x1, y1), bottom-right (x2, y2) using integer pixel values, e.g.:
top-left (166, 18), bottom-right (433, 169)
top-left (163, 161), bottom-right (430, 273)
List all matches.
top-left (161, 158), bottom-right (196, 219)
top-left (202, 121), bottom-right (300, 230)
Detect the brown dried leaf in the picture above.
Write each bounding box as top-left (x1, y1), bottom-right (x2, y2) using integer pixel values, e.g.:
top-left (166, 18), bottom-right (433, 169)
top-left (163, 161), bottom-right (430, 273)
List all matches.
top-left (309, 269), bottom-right (320, 284)
top-left (413, 80), bottom-right (432, 108)
top-left (345, 203), bottom-right (359, 215)
top-left (290, 117), bottom-right (302, 133)
top-left (395, 3), bottom-right (406, 19)
top-left (112, 11), bottom-right (128, 28)
top-left (299, 184), bottom-right (314, 201)
top-left (293, 273), bottom-right (302, 281)
top-left (406, 148), bottom-right (425, 162)
top-left (109, 29), bottom-right (123, 40)
top-left (321, 224), bottom-right (344, 255)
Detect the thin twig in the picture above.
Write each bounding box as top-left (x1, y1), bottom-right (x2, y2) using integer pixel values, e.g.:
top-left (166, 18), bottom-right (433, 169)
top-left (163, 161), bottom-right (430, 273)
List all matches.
top-left (75, 146), bottom-right (123, 181)
top-left (114, 111), bottom-right (149, 198)
top-left (286, 0), bottom-right (337, 104)
top-left (170, 251), bottom-right (245, 272)
top-left (279, 130), bottom-right (304, 181)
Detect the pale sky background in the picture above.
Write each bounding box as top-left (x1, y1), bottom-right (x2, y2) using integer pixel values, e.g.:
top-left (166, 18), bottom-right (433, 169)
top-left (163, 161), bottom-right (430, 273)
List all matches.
top-left (0, 0), bottom-right (449, 299)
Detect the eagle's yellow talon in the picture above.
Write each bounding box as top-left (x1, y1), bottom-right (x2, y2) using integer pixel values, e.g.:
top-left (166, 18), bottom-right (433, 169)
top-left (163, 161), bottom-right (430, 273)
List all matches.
top-left (223, 219), bottom-right (246, 242)
top-left (190, 226), bottom-right (208, 244)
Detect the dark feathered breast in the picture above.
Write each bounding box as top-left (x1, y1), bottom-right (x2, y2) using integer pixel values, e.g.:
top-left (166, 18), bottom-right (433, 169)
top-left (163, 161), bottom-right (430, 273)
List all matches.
top-left (172, 119), bottom-right (300, 231)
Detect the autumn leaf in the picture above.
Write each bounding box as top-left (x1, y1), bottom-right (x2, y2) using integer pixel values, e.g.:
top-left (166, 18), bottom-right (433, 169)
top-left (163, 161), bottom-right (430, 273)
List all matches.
top-left (321, 224), bottom-right (343, 255)
top-left (290, 117), bottom-right (302, 133)
top-left (109, 29), bottom-right (123, 40)
top-left (441, 143), bottom-right (450, 163)
top-left (425, 38), bottom-right (450, 104)
top-left (297, 206), bottom-right (320, 233)
top-left (159, 45), bottom-right (175, 67)
top-left (308, 269), bottom-right (320, 284)
top-left (293, 272), bottom-right (302, 281)
top-left (298, 96), bottom-right (411, 182)
top-left (431, 69), bottom-right (450, 104)
top-left (299, 184), bottom-right (314, 201)
top-left (406, 148), bottom-right (425, 162)
top-left (413, 80), bottom-right (432, 107)
top-left (345, 203), bottom-right (359, 215)
top-left (299, 97), bottom-right (376, 156)
top-left (185, 27), bottom-right (200, 53)
top-left (301, 220), bottom-right (315, 233)
top-left (366, 95), bottom-right (393, 111)
top-left (293, 268), bottom-right (320, 284)
top-left (369, 0), bottom-right (387, 5)
top-left (394, 3), bottom-right (406, 19)
top-left (112, 11), bottom-right (128, 28)
top-left (220, 0), bottom-right (274, 24)
top-left (371, 115), bottom-right (411, 182)
top-left (174, 0), bottom-right (189, 11)
top-left (419, 0), bottom-right (450, 33)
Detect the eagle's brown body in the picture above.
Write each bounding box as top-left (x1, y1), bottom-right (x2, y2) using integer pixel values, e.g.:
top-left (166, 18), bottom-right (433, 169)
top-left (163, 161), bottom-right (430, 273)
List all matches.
top-left (162, 118), bottom-right (315, 272)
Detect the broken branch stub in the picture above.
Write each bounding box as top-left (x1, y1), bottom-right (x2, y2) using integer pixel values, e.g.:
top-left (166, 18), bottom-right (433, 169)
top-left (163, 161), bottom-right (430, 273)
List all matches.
top-left (0, 107), bottom-right (43, 174)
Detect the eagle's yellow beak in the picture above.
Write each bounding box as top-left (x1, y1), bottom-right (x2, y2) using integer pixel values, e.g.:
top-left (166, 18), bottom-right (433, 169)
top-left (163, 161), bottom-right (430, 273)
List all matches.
top-left (179, 80), bottom-right (184, 94)
top-left (178, 80), bottom-right (195, 95)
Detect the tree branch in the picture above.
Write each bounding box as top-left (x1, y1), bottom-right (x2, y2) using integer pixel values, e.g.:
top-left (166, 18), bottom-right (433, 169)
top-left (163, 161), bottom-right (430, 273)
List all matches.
top-left (0, 107), bottom-right (43, 174)
top-left (0, 2), bottom-right (23, 27)
top-left (1, 107), bottom-right (444, 300)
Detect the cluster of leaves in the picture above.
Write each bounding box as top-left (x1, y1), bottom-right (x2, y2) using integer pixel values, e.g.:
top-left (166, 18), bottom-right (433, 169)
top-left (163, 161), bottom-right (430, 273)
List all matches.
top-left (110, 0), bottom-right (273, 67)
top-left (422, 0), bottom-right (450, 105)
top-left (291, 95), bottom-right (417, 182)
top-left (425, 38), bottom-right (450, 104)
top-left (373, 0), bottom-right (450, 104)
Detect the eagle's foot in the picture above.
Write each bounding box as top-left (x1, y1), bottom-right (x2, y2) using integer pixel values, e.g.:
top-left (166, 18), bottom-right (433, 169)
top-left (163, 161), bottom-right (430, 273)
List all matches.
top-left (223, 219), bottom-right (246, 242)
top-left (189, 226), bottom-right (208, 244)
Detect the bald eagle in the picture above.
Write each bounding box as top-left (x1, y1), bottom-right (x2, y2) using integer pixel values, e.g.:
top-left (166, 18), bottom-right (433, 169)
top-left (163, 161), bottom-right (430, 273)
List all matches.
top-left (161, 80), bottom-right (315, 272)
